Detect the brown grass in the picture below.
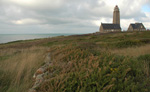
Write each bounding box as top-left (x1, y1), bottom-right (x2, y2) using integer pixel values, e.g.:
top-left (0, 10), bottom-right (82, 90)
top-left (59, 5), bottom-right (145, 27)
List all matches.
top-left (110, 44), bottom-right (150, 57)
top-left (0, 46), bottom-right (49, 92)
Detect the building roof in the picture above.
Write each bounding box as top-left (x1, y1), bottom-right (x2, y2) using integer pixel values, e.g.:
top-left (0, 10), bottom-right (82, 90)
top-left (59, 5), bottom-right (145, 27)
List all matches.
top-left (101, 23), bottom-right (121, 29)
top-left (130, 23), bottom-right (145, 29)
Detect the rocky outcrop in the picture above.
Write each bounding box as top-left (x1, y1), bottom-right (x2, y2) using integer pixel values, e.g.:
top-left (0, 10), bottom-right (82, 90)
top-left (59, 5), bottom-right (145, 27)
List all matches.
top-left (28, 53), bottom-right (51, 92)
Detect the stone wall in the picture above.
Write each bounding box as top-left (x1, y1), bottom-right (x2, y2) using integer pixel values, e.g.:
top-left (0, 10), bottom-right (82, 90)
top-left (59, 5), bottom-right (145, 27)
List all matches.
top-left (28, 53), bottom-right (52, 92)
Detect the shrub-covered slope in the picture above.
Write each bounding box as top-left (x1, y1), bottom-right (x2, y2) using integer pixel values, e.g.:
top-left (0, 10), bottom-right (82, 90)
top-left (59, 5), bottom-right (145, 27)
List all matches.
top-left (39, 31), bottom-right (150, 92)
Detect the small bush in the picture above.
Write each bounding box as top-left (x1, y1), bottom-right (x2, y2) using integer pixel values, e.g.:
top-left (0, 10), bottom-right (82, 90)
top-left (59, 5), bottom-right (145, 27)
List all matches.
top-left (138, 54), bottom-right (150, 61)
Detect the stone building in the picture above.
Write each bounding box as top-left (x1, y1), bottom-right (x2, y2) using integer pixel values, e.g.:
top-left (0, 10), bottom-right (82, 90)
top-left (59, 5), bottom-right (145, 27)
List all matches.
top-left (100, 23), bottom-right (121, 32)
top-left (127, 23), bottom-right (146, 31)
top-left (100, 5), bottom-right (121, 32)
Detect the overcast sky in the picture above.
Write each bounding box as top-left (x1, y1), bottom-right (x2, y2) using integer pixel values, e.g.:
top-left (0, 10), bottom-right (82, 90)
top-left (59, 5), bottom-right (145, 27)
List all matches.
top-left (0, 0), bottom-right (150, 34)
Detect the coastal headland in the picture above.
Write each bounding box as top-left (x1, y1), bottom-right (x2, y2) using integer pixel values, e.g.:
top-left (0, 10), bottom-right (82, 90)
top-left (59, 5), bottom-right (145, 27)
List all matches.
top-left (0, 31), bottom-right (150, 92)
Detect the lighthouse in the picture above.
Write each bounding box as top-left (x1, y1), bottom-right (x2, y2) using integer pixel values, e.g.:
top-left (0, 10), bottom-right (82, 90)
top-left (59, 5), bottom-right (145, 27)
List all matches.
top-left (113, 5), bottom-right (120, 25)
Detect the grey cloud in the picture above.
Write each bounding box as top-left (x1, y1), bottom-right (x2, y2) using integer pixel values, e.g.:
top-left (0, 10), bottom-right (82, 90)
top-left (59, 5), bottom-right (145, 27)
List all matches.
top-left (2, 0), bottom-right (64, 10)
top-left (120, 0), bottom-right (146, 19)
top-left (0, 0), bottom-right (149, 34)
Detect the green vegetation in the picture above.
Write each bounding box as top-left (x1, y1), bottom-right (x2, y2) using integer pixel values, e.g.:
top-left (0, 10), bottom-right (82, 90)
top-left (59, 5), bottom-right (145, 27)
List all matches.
top-left (0, 31), bottom-right (150, 92)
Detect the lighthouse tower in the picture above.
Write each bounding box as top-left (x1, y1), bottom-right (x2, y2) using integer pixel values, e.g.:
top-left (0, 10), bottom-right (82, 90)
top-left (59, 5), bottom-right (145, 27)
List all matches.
top-left (113, 5), bottom-right (120, 25)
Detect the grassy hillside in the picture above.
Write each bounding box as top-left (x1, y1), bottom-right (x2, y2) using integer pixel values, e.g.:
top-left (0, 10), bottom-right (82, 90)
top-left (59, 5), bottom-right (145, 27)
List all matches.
top-left (0, 31), bottom-right (150, 92)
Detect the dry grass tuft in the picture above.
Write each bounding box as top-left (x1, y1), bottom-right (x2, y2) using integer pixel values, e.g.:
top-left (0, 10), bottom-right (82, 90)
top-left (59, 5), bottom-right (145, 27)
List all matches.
top-left (0, 46), bottom-right (49, 92)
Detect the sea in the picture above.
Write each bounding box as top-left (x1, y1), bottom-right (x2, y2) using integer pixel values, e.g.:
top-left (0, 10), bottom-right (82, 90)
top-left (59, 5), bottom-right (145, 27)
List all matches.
top-left (0, 33), bottom-right (79, 44)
